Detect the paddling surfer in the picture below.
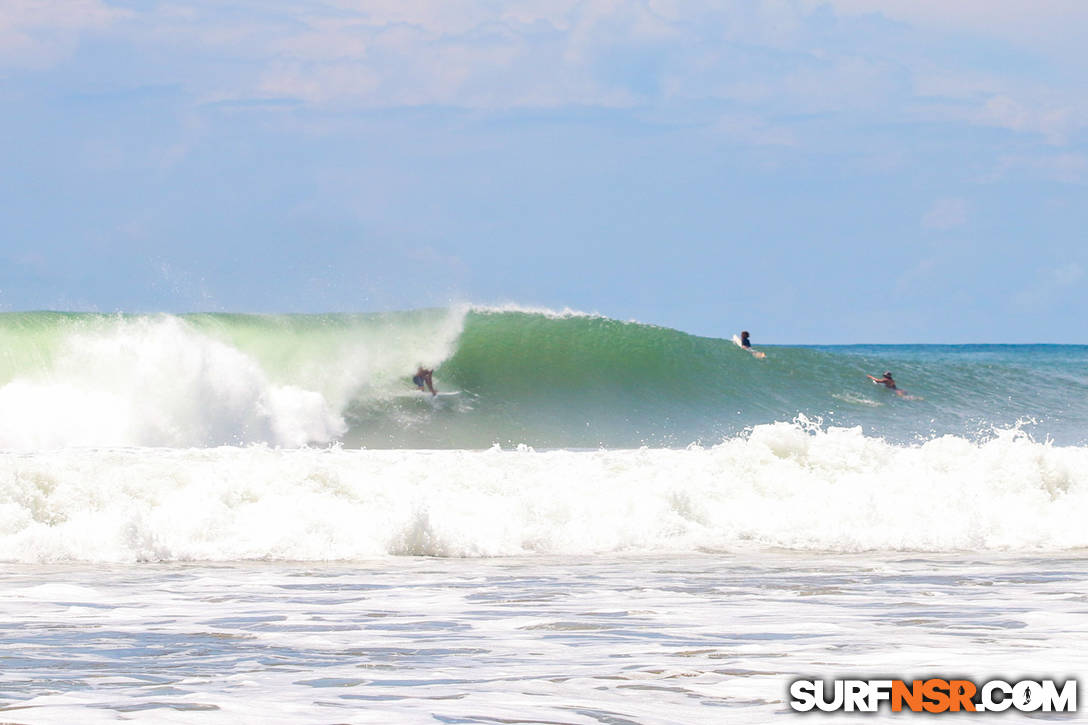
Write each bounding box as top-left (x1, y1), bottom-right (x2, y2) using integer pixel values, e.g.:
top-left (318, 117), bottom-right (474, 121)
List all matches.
top-left (867, 371), bottom-right (907, 397)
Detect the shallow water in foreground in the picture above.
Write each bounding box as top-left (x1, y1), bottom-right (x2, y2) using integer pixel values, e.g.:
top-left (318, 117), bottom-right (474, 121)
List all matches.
top-left (2, 552), bottom-right (1085, 723)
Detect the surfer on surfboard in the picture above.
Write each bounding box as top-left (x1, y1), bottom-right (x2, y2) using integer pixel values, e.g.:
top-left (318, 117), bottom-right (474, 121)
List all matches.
top-left (867, 371), bottom-right (908, 397)
top-left (732, 331), bottom-right (766, 359)
top-left (412, 366), bottom-right (437, 396)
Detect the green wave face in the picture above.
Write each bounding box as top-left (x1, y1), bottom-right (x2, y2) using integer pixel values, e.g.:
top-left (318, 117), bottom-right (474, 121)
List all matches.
top-left (428, 311), bottom-right (768, 447)
top-left (369, 309), bottom-right (1088, 448)
top-left (0, 309), bottom-right (1086, 449)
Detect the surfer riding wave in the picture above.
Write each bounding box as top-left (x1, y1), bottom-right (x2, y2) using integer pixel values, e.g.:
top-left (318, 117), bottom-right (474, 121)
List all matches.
top-left (413, 366), bottom-right (437, 396)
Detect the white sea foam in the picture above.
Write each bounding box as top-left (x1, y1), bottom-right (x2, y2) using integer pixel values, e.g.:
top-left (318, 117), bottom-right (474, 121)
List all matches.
top-left (470, 302), bottom-right (605, 319)
top-left (6, 554), bottom-right (1086, 724)
top-left (248, 306), bottom-right (468, 409)
top-left (1, 422), bottom-right (1085, 563)
top-left (470, 302), bottom-right (669, 330)
top-left (0, 311), bottom-right (467, 449)
top-left (831, 392), bottom-right (883, 407)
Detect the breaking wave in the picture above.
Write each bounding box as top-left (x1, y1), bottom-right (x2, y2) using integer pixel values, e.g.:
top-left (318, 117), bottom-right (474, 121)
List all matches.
top-left (1, 422), bottom-right (1085, 562)
top-left (1, 307), bottom-right (1085, 449)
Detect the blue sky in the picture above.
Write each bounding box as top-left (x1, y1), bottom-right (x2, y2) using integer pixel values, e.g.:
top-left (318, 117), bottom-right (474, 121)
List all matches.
top-left (1, 0), bottom-right (1085, 342)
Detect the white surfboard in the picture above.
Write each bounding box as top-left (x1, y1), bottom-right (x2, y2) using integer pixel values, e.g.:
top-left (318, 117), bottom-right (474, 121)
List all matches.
top-left (396, 390), bottom-right (461, 399)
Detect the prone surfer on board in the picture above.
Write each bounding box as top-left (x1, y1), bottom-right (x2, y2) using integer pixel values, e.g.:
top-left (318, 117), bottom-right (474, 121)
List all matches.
top-left (413, 366), bottom-right (437, 396)
top-left (867, 371), bottom-right (908, 397)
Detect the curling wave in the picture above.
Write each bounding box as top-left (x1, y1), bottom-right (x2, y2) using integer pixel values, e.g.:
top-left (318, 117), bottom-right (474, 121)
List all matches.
top-left (0, 307), bottom-right (1085, 449)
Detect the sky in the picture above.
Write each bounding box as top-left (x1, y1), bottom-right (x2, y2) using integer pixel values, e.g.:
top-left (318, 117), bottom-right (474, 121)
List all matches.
top-left (0, 0), bottom-right (1085, 343)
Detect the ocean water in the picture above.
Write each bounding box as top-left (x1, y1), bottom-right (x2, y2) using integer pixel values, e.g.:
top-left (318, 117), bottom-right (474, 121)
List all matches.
top-left (4, 555), bottom-right (1086, 724)
top-left (0, 307), bottom-right (1085, 722)
top-left (2, 307), bottom-right (1086, 451)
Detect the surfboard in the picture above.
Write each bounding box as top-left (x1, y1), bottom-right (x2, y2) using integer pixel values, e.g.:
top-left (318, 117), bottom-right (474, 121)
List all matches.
top-left (396, 390), bottom-right (461, 399)
top-left (732, 334), bottom-right (766, 359)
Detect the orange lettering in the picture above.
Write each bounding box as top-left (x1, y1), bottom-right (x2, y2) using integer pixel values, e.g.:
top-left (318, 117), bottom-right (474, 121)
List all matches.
top-left (922, 679), bottom-right (951, 713)
top-left (948, 680), bottom-right (977, 712)
top-left (892, 680), bottom-right (924, 712)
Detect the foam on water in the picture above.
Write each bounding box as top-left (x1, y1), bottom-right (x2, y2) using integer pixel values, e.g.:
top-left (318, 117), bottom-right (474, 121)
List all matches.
top-left (1, 422), bottom-right (1085, 563)
top-left (0, 310), bottom-right (467, 448)
top-left (3, 554), bottom-right (1087, 723)
top-left (0, 316), bottom-right (343, 448)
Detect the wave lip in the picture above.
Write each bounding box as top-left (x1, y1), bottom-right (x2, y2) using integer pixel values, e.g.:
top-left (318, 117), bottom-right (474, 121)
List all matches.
top-left (470, 303), bottom-right (605, 319)
top-left (1, 423), bottom-right (1085, 563)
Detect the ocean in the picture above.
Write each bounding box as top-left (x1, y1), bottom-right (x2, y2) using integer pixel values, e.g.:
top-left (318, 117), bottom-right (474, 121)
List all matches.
top-left (1, 307), bottom-right (1085, 722)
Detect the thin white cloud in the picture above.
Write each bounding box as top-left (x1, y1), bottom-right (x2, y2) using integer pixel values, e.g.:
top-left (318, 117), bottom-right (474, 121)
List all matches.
top-left (921, 198), bottom-right (968, 231)
top-left (985, 154), bottom-right (1088, 184)
top-left (0, 0), bottom-right (124, 69)
top-left (810, 0), bottom-right (1088, 58)
top-left (7, 0), bottom-right (1088, 147)
top-left (977, 95), bottom-right (1073, 145)
top-left (909, 66), bottom-right (1086, 145)
top-left (714, 113), bottom-right (797, 147)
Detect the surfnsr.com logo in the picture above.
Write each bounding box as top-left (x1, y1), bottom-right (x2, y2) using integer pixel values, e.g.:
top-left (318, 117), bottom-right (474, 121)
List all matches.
top-left (789, 678), bottom-right (1077, 713)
